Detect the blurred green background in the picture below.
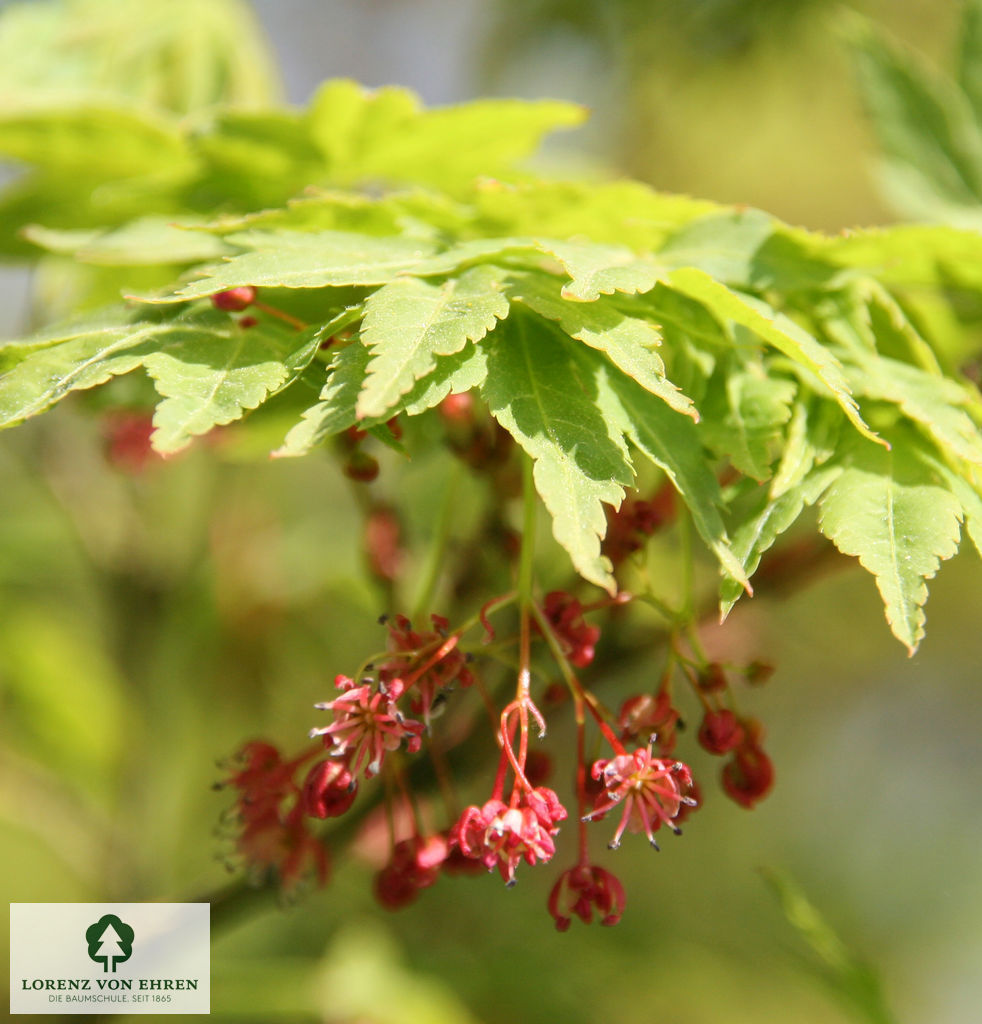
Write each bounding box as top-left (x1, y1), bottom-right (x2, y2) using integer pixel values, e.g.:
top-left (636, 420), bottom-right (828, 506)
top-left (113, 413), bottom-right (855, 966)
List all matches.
top-left (2, 2), bottom-right (981, 1022)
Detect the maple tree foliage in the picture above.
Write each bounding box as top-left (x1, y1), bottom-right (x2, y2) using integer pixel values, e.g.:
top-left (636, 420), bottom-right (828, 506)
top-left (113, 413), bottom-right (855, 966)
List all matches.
top-left (1, 68), bottom-right (981, 651)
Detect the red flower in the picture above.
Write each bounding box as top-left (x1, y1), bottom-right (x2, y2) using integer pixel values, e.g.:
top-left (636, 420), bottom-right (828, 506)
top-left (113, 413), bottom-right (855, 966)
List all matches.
top-left (452, 788), bottom-right (567, 885)
top-left (548, 864), bottom-right (626, 931)
top-left (697, 709), bottom-right (745, 755)
top-left (311, 675), bottom-right (424, 778)
top-left (382, 615), bottom-right (473, 722)
top-left (586, 746), bottom-right (696, 849)
top-left (617, 690), bottom-right (680, 753)
top-left (722, 738), bottom-right (774, 809)
top-left (220, 741), bottom-right (329, 892)
top-left (103, 411), bottom-right (158, 474)
top-left (542, 592), bottom-right (600, 668)
top-left (374, 834), bottom-right (449, 910)
top-left (603, 486), bottom-right (676, 563)
top-left (237, 809), bottom-right (330, 892)
top-left (224, 741), bottom-right (298, 823)
top-left (301, 758), bottom-right (357, 818)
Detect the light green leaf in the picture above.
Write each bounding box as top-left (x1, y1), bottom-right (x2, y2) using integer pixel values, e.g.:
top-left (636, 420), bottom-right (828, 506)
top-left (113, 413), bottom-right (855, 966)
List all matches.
top-left (409, 237), bottom-right (538, 277)
top-left (142, 232), bottom-right (440, 302)
top-left (768, 400), bottom-right (840, 499)
top-left (307, 80), bottom-right (586, 191)
top-left (908, 443), bottom-right (982, 564)
top-left (357, 265), bottom-right (509, 419)
top-left (472, 179), bottom-right (720, 249)
top-left (23, 218), bottom-right (232, 266)
top-left (0, 308), bottom-right (192, 425)
top-left (823, 224), bottom-right (982, 292)
top-left (352, 96), bottom-right (586, 187)
top-left (508, 271), bottom-right (696, 419)
top-left (0, 102), bottom-right (193, 176)
top-left (720, 466), bottom-right (842, 615)
top-left (581, 352), bottom-right (749, 590)
top-left (818, 429), bottom-right (963, 654)
top-left (850, 355), bottom-right (982, 467)
top-left (538, 239), bottom-right (667, 302)
top-left (273, 340), bottom-right (370, 458)
top-left (401, 344), bottom-right (489, 417)
top-left (644, 281), bottom-right (731, 352)
top-left (820, 281), bottom-right (943, 374)
top-left (0, 307), bottom-right (315, 451)
top-left (700, 367), bottom-right (796, 480)
top-left (147, 324), bottom-right (321, 454)
top-left (821, 289), bottom-right (982, 464)
top-left (481, 315), bottom-right (633, 593)
top-left (667, 267), bottom-right (879, 444)
top-left (658, 209), bottom-right (838, 292)
top-left (307, 79), bottom-right (417, 171)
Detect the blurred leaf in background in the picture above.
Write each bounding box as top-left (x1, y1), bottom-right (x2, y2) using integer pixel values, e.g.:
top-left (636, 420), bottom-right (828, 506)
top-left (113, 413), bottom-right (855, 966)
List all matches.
top-left (482, 0), bottom-right (962, 228)
top-left (763, 868), bottom-right (897, 1024)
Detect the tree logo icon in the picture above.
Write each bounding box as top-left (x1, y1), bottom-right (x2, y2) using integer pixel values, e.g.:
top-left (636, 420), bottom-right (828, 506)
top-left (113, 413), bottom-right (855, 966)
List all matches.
top-left (85, 914), bottom-right (134, 973)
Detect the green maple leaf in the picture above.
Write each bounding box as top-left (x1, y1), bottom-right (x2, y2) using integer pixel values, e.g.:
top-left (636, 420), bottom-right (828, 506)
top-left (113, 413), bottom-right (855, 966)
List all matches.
top-left (818, 427), bottom-right (963, 654)
top-left (507, 270), bottom-right (696, 419)
top-left (482, 313), bottom-right (632, 593)
top-left (143, 232), bottom-right (441, 301)
top-left (357, 264), bottom-right (509, 420)
top-left (0, 306), bottom-right (320, 453)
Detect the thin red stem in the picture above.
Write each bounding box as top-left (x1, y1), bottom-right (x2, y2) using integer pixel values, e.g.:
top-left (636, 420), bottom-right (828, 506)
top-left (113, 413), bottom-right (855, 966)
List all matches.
top-left (574, 692), bottom-right (590, 865)
top-left (252, 300), bottom-right (308, 331)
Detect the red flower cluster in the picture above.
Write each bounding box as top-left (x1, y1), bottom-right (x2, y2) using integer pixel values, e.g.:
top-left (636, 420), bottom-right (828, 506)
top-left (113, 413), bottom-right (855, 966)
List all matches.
top-left (374, 833), bottom-right (450, 909)
top-left (541, 592), bottom-right (600, 668)
top-left (617, 687), bottom-right (681, 755)
top-left (603, 483), bottom-right (676, 564)
top-left (219, 741), bottom-right (328, 892)
top-left (216, 597), bottom-right (777, 928)
top-left (721, 718), bottom-right (774, 808)
top-left (382, 614), bottom-right (473, 722)
top-left (693, 664), bottom-right (775, 808)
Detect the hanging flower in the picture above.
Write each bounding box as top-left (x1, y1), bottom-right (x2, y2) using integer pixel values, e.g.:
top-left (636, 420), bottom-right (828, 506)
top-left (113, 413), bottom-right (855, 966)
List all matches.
top-left (548, 864), bottom-right (626, 931)
top-left (310, 675), bottom-right (424, 777)
top-left (585, 746), bottom-right (696, 849)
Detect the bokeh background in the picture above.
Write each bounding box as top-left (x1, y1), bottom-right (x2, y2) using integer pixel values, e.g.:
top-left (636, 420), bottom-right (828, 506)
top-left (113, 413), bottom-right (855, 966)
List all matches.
top-left (2, 2), bottom-right (981, 1022)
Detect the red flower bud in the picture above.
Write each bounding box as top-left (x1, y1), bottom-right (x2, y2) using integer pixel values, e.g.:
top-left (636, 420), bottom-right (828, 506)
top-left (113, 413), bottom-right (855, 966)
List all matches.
top-left (697, 662), bottom-right (728, 693)
top-left (721, 744), bottom-right (774, 808)
top-left (697, 709), bottom-right (745, 755)
top-left (301, 758), bottom-right (357, 819)
top-left (211, 286), bottom-right (256, 311)
top-left (439, 392), bottom-right (474, 424)
top-left (344, 451), bottom-right (380, 482)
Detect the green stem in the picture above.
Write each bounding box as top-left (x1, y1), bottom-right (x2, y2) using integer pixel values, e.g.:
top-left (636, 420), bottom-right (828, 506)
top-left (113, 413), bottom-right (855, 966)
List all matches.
top-left (530, 602), bottom-right (625, 755)
top-left (412, 460), bottom-right (462, 621)
top-left (517, 455), bottom-right (536, 608)
top-left (678, 506), bottom-right (695, 622)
